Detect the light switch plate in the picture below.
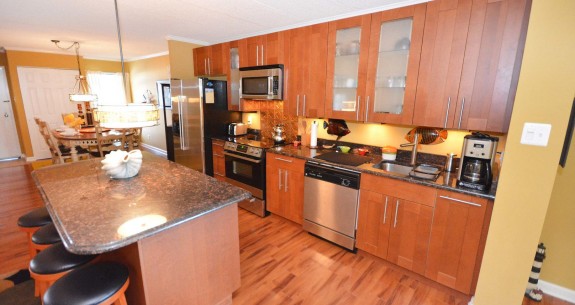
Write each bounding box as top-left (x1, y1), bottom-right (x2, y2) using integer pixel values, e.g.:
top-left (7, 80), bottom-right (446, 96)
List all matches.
top-left (520, 122), bottom-right (552, 146)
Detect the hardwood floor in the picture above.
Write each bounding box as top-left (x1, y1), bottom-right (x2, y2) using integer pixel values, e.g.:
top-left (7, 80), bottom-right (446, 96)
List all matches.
top-left (0, 161), bottom-right (571, 305)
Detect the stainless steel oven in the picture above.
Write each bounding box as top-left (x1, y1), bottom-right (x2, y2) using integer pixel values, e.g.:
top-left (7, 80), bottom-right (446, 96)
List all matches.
top-left (223, 141), bottom-right (267, 217)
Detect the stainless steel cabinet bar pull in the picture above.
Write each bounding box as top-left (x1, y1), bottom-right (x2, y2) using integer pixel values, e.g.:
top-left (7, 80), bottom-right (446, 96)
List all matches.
top-left (214, 142), bottom-right (224, 147)
top-left (303, 95), bottom-right (307, 117)
top-left (213, 153), bottom-right (224, 157)
top-left (365, 96), bottom-right (370, 121)
top-left (457, 97), bottom-right (466, 129)
top-left (296, 95), bottom-right (300, 116)
top-left (278, 169), bottom-right (283, 190)
top-left (356, 96), bottom-right (361, 121)
top-left (275, 157), bottom-right (293, 163)
top-left (393, 199), bottom-right (399, 228)
top-left (439, 195), bottom-right (481, 207)
top-left (223, 152), bottom-right (262, 163)
top-left (383, 196), bottom-right (388, 224)
top-left (204, 59), bottom-right (207, 75)
top-left (208, 58), bottom-right (211, 75)
top-left (444, 97), bottom-right (451, 128)
top-left (284, 170), bottom-right (288, 192)
top-left (261, 45), bottom-right (264, 65)
top-left (256, 46), bottom-right (259, 66)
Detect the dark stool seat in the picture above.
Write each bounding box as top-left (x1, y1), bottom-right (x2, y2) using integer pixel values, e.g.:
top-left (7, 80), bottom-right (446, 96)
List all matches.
top-left (18, 207), bottom-right (53, 259)
top-left (17, 207), bottom-right (52, 228)
top-left (43, 262), bottom-right (130, 305)
top-left (29, 242), bottom-right (98, 299)
top-left (32, 223), bottom-right (61, 245)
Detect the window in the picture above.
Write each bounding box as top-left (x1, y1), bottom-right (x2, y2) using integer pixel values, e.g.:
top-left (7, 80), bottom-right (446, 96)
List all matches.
top-left (87, 71), bottom-right (131, 106)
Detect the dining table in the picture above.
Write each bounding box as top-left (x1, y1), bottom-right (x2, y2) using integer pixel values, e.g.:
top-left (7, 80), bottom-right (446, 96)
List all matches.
top-left (52, 127), bottom-right (133, 161)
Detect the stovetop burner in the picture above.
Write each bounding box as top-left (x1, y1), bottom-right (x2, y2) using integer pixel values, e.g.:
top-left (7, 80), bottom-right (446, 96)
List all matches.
top-left (225, 134), bottom-right (287, 149)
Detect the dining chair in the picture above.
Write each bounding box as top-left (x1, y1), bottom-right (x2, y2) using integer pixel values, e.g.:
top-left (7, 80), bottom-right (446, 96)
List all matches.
top-left (34, 118), bottom-right (90, 164)
top-left (93, 126), bottom-right (127, 157)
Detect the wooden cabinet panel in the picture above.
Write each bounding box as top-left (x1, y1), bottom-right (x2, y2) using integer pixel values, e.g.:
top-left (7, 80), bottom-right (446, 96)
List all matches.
top-left (239, 32), bottom-right (287, 67)
top-left (386, 198), bottom-right (433, 275)
top-left (413, 0), bottom-right (472, 128)
top-left (361, 173), bottom-right (436, 207)
top-left (414, 0), bottom-right (529, 132)
top-left (193, 43), bottom-right (226, 77)
top-left (265, 153), bottom-right (305, 224)
top-left (425, 190), bottom-right (493, 294)
top-left (212, 140), bottom-right (226, 182)
top-left (356, 190), bottom-right (391, 258)
top-left (286, 24), bottom-right (328, 118)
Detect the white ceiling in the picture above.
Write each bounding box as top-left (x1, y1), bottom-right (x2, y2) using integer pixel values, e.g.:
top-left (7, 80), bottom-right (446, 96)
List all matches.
top-left (0, 0), bottom-right (427, 61)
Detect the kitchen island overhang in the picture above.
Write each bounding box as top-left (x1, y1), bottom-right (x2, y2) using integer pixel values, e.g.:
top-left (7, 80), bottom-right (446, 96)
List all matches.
top-left (32, 152), bottom-right (251, 305)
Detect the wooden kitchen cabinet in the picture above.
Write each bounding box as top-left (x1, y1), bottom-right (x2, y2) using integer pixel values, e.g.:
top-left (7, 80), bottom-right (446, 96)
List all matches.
top-left (266, 153), bottom-right (305, 224)
top-left (324, 15), bottom-right (372, 121)
top-left (285, 24), bottom-right (328, 118)
top-left (356, 174), bottom-right (436, 275)
top-left (239, 32), bottom-right (288, 67)
top-left (425, 190), bottom-right (493, 294)
top-left (212, 139), bottom-right (226, 182)
top-left (413, 0), bottom-right (530, 132)
top-left (364, 4), bottom-right (426, 125)
top-left (193, 43), bottom-right (226, 77)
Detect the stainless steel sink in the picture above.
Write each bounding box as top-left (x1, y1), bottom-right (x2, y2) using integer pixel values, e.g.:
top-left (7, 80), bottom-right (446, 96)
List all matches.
top-left (371, 161), bottom-right (413, 176)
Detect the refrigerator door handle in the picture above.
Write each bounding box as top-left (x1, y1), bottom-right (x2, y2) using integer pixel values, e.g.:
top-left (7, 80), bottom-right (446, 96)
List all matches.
top-left (178, 94), bottom-right (189, 150)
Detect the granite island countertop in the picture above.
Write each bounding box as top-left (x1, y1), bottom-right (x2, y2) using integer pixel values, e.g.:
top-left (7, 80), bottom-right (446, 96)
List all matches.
top-left (267, 145), bottom-right (496, 200)
top-left (32, 152), bottom-right (251, 254)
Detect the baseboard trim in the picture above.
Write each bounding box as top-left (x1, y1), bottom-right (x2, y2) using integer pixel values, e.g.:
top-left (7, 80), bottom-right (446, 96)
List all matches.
top-left (539, 280), bottom-right (575, 303)
top-left (140, 144), bottom-right (167, 158)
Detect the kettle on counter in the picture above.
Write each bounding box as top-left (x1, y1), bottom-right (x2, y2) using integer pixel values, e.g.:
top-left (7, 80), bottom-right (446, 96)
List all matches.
top-left (271, 124), bottom-right (286, 144)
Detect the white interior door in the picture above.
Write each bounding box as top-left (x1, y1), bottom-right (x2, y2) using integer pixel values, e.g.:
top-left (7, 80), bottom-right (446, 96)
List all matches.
top-left (18, 67), bottom-right (78, 160)
top-left (0, 67), bottom-right (22, 160)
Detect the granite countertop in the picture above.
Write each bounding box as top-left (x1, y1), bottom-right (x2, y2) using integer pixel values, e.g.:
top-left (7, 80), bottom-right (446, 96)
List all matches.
top-left (267, 145), bottom-right (496, 200)
top-left (32, 152), bottom-right (251, 254)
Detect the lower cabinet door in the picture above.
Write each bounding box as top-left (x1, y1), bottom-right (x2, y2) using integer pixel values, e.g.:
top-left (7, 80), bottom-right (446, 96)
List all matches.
top-left (387, 198), bottom-right (433, 275)
top-left (356, 190), bottom-right (391, 258)
top-left (425, 190), bottom-right (491, 294)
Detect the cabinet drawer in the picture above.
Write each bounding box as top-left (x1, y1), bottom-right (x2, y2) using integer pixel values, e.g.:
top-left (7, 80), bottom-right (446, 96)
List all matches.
top-left (266, 153), bottom-right (305, 172)
top-left (212, 140), bottom-right (225, 155)
top-left (361, 173), bottom-right (436, 207)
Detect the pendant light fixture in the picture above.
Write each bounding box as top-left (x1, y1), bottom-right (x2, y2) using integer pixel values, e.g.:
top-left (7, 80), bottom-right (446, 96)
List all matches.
top-left (52, 40), bottom-right (98, 103)
top-left (94, 0), bottom-right (159, 129)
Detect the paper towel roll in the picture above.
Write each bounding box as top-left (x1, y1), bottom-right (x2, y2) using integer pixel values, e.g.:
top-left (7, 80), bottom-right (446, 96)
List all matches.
top-left (310, 121), bottom-right (318, 148)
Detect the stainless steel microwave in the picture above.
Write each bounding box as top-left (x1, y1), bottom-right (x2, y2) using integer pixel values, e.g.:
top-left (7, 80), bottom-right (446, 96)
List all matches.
top-left (239, 64), bottom-right (283, 100)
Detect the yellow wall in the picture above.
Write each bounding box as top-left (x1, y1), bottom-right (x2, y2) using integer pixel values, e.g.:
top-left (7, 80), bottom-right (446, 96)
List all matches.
top-left (83, 59), bottom-right (122, 73)
top-left (5, 50), bottom-right (78, 157)
top-left (474, 1), bottom-right (575, 304)
top-left (539, 131), bottom-right (575, 289)
top-left (126, 55), bottom-right (170, 150)
top-left (167, 40), bottom-right (200, 79)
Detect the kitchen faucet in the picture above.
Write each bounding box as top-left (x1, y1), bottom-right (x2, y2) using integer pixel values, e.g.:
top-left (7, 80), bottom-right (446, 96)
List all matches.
top-left (400, 132), bottom-right (419, 166)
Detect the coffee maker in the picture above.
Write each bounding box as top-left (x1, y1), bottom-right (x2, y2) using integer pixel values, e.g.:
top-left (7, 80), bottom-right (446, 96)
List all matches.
top-left (457, 133), bottom-right (499, 192)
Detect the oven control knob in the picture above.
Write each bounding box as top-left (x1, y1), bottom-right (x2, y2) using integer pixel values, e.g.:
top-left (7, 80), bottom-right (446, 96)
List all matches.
top-left (341, 179), bottom-right (350, 187)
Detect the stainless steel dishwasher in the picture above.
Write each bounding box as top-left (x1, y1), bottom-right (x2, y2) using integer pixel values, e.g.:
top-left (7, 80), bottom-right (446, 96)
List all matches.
top-left (303, 161), bottom-right (361, 251)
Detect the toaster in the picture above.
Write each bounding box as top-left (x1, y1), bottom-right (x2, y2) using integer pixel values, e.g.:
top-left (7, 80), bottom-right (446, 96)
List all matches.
top-left (227, 123), bottom-right (247, 136)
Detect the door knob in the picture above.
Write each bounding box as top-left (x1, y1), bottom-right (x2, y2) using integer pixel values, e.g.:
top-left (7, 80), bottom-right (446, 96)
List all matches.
top-left (4, 113), bottom-right (8, 117)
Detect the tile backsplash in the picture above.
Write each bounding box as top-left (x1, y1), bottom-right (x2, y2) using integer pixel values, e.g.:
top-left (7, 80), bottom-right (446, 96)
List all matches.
top-left (241, 100), bottom-right (298, 142)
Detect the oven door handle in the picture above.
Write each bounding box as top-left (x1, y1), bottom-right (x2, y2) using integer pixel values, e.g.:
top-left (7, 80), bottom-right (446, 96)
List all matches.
top-left (223, 152), bottom-right (262, 164)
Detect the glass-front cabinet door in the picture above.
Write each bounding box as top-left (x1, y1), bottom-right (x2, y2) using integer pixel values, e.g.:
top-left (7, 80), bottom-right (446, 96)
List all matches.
top-left (325, 15), bottom-right (371, 121)
top-left (365, 4), bottom-right (426, 124)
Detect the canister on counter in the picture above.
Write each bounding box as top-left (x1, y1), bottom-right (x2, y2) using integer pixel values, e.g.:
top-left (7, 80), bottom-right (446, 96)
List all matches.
top-left (445, 153), bottom-right (460, 172)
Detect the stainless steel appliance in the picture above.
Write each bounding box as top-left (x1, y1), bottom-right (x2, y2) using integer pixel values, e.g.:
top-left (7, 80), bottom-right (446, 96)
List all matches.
top-left (166, 78), bottom-right (241, 175)
top-left (457, 132), bottom-right (499, 192)
top-left (239, 64), bottom-right (283, 100)
top-left (227, 122), bottom-right (247, 136)
top-left (303, 161), bottom-right (361, 251)
top-left (223, 137), bottom-right (279, 217)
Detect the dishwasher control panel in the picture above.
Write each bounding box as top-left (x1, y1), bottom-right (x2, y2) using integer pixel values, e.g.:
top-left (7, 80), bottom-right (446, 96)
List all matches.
top-left (304, 162), bottom-right (360, 189)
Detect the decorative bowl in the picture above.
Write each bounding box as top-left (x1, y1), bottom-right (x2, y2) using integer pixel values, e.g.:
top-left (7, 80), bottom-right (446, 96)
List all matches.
top-left (101, 149), bottom-right (143, 179)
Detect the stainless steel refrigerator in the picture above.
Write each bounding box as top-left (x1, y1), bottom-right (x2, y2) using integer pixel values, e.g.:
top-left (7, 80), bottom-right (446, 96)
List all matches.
top-left (166, 78), bottom-right (240, 174)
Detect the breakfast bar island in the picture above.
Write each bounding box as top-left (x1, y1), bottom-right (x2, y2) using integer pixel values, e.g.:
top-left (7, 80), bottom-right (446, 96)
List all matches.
top-left (32, 152), bottom-right (251, 305)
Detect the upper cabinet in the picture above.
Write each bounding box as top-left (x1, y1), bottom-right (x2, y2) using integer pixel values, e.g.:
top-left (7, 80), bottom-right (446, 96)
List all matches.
top-left (324, 15), bottom-right (372, 121)
top-left (239, 32), bottom-right (288, 67)
top-left (193, 43), bottom-right (226, 77)
top-left (413, 0), bottom-right (530, 132)
top-left (285, 24), bottom-right (329, 118)
top-left (226, 41), bottom-right (241, 111)
top-left (365, 4), bottom-right (426, 125)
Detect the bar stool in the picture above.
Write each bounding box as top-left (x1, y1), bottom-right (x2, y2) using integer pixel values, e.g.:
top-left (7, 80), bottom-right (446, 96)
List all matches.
top-left (43, 262), bottom-right (130, 305)
top-left (17, 207), bottom-right (52, 259)
top-left (29, 242), bottom-right (98, 301)
top-left (31, 223), bottom-right (62, 254)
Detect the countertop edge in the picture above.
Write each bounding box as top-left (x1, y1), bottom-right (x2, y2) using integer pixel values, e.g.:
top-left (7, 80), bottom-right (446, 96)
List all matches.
top-left (266, 148), bottom-right (496, 200)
